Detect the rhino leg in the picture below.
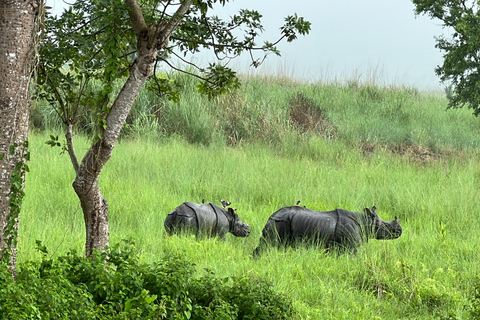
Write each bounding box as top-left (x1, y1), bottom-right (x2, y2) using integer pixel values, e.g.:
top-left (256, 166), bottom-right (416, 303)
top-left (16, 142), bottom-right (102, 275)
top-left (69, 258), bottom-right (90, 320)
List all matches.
top-left (164, 211), bottom-right (197, 236)
top-left (253, 219), bottom-right (291, 257)
top-left (325, 235), bottom-right (359, 255)
top-left (253, 236), bottom-right (269, 257)
top-left (217, 231), bottom-right (227, 241)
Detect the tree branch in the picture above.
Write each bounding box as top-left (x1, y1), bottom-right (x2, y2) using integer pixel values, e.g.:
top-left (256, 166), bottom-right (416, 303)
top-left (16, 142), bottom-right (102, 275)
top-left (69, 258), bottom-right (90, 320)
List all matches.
top-left (170, 35), bottom-right (281, 52)
top-left (155, 0), bottom-right (193, 49)
top-left (65, 123), bottom-right (79, 173)
top-left (159, 57), bottom-right (215, 85)
top-left (125, 0), bottom-right (148, 38)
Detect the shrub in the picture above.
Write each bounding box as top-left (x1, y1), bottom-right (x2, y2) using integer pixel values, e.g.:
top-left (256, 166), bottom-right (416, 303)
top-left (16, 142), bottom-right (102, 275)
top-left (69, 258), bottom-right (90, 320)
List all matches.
top-left (0, 261), bottom-right (96, 319)
top-left (192, 271), bottom-right (295, 319)
top-left (289, 92), bottom-right (336, 139)
top-left (0, 241), bottom-right (293, 319)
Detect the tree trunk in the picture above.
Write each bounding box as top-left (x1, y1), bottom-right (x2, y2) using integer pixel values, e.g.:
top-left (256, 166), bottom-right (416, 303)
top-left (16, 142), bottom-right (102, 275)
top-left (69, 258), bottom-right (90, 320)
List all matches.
top-left (73, 0), bottom-right (193, 257)
top-left (72, 44), bottom-right (157, 257)
top-left (0, 0), bottom-right (40, 272)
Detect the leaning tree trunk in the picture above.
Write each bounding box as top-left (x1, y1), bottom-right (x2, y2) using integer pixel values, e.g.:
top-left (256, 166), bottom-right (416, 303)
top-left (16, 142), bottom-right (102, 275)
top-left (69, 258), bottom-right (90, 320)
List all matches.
top-left (72, 51), bottom-right (155, 257)
top-left (73, 0), bottom-right (193, 257)
top-left (0, 0), bottom-right (40, 272)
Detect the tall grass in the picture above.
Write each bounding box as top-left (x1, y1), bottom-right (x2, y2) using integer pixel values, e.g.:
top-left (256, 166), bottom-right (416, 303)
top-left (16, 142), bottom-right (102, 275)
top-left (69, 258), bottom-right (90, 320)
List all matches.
top-left (21, 128), bottom-right (480, 318)
top-left (31, 73), bottom-right (480, 152)
top-left (24, 74), bottom-right (480, 318)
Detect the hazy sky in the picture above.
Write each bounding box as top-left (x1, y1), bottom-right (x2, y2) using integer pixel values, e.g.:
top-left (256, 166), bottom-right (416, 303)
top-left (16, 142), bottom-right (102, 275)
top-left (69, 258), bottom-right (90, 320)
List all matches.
top-left (47, 0), bottom-right (446, 91)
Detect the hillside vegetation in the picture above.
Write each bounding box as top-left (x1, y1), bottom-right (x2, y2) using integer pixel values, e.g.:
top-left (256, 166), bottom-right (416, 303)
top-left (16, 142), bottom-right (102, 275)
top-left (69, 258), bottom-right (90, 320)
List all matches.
top-left (20, 75), bottom-right (480, 319)
top-left (31, 72), bottom-right (480, 152)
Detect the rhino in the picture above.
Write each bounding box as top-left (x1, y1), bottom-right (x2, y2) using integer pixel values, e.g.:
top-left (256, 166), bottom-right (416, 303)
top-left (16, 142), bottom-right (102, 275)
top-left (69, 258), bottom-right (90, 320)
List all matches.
top-left (164, 201), bottom-right (250, 239)
top-left (253, 205), bottom-right (402, 256)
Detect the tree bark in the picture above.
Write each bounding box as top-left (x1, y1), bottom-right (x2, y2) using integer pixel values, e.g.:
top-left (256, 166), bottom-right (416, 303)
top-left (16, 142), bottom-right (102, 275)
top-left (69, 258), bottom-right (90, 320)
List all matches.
top-left (0, 0), bottom-right (40, 272)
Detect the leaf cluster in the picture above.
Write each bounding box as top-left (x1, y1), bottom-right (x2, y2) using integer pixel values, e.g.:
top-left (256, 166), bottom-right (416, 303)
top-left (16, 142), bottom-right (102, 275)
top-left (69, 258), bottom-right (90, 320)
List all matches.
top-left (413, 1), bottom-right (480, 115)
top-left (0, 241), bottom-right (294, 319)
top-left (37, 0), bottom-right (311, 129)
top-left (38, 1), bottom-right (133, 135)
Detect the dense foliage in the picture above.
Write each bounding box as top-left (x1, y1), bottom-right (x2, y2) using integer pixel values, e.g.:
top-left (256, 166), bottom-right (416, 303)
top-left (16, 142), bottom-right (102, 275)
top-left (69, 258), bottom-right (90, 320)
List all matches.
top-left (413, 1), bottom-right (480, 115)
top-left (0, 241), bottom-right (293, 319)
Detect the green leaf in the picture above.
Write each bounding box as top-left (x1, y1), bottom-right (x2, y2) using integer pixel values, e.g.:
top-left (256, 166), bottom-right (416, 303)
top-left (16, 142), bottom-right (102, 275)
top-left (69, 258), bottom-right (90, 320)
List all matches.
top-left (124, 298), bottom-right (133, 312)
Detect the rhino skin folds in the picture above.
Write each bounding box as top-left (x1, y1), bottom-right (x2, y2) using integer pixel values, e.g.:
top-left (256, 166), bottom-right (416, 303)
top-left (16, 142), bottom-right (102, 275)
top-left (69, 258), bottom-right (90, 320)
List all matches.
top-left (253, 205), bottom-right (402, 257)
top-left (164, 202), bottom-right (250, 240)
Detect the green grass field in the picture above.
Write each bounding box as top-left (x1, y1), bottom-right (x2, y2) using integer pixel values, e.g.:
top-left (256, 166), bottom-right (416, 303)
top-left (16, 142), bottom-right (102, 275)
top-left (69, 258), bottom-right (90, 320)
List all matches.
top-left (22, 76), bottom-right (480, 318)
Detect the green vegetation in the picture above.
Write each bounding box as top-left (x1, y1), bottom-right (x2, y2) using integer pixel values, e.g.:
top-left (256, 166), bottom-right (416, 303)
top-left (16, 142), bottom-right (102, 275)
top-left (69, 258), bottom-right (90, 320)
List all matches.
top-left (31, 72), bottom-right (480, 150)
top-left (1, 241), bottom-right (292, 319)
top-left (18, 75), bottom-right (480, 318)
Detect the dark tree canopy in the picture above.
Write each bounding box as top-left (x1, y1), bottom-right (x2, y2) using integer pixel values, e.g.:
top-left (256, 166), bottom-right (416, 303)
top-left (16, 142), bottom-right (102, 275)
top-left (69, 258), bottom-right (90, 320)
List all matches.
top-left (413, 1), bottom-right (480, 115)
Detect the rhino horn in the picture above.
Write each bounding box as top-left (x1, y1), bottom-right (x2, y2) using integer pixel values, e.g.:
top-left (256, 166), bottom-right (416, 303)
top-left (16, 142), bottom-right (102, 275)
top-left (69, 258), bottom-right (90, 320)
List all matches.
top-left (395, 216), bottom-right (398, 222)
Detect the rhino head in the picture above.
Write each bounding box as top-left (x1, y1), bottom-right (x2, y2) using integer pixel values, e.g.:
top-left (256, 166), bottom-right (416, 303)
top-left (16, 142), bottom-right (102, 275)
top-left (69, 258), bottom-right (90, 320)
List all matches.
top-left (364, 206), bottom-right (402, 240)
top-left (227, 208), bottom-right (250, 237)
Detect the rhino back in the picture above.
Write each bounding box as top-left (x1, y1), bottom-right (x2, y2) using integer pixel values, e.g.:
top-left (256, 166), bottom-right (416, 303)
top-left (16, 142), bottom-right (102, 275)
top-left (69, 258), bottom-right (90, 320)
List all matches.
top-left (282, 207), bottom-right (364, 246)
top-left (187, 202), bottom-right (229, 236)
top-left (290, 208), bottom-right (338, 242)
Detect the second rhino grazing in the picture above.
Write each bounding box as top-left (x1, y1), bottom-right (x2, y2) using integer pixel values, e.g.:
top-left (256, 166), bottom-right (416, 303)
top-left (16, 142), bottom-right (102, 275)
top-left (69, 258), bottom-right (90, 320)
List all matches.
top-left (164, 201), bottom-right (250, 239)
top-left (253, 205), bottom-right (402, 257)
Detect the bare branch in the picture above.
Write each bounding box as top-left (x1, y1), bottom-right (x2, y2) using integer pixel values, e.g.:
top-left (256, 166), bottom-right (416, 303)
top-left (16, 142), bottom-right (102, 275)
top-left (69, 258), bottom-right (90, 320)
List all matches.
top-left (168, 49), bottom-right (205, 71)
top-left (159, 57), bottom-right (215, 85)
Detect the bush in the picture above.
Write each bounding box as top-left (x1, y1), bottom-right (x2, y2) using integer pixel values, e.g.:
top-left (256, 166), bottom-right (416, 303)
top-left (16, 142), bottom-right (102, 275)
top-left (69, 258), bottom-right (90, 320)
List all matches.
top-left (0, 261), bottom-right (96, 319)
top-left (192, 271), bottom-right (294, 319)
top-left (0, 241), bottom-right (294, 319)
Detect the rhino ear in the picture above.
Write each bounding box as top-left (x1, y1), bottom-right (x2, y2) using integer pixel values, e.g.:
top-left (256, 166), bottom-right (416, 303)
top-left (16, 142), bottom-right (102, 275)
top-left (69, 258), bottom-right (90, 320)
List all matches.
top-left (227, 207), bottom-right (239, 220)
top-left (364, 207), bottom-right (375, 219)
top-left (394, 216), bottom-right (398, 222)
top-left (371, 206), bottom-right (377, 215)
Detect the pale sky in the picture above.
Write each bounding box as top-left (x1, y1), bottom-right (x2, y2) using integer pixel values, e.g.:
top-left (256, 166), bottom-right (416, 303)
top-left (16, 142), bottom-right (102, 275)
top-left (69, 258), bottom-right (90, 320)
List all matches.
top-left (47, 0), bottom-right (446, 91)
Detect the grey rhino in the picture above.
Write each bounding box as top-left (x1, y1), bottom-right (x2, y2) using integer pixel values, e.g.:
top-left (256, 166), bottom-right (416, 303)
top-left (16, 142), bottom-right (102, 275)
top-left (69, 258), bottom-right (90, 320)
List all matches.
top-left (164, 202), bottom-right (250, 239)
top-left (253, 205), bottom-right (402, 256)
